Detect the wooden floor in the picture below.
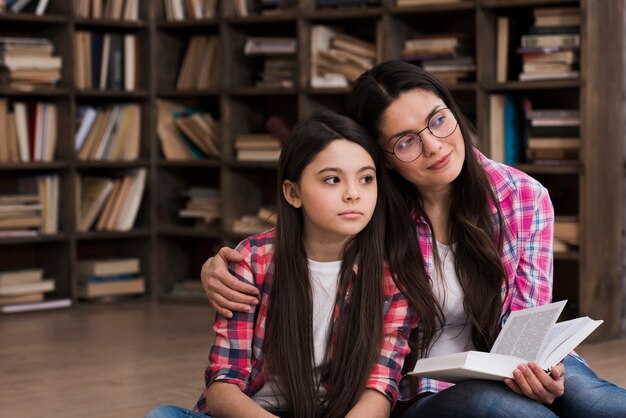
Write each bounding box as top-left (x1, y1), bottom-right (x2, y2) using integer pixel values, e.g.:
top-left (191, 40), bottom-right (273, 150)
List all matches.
top-left (1, 300), bottom-right (625, 418)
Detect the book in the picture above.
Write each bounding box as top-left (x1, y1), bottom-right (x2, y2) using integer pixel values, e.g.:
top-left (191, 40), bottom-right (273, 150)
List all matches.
top-left (0, 268), bottom-right (44, 284)
top-left (76, 257), bottom-right (140, 276)
top-left (0, 298), bottom-right (71, 313)
top-left (78, 277), bottom-right (145, 298)
top-left (409, 300), bottom-right (603, 383)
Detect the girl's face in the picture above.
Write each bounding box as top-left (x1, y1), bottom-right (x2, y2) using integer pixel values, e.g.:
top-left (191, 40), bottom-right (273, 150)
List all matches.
top-left (378, 88), bottom-right (465, 195)
top-left (283, 139), bottom-right (378, 246)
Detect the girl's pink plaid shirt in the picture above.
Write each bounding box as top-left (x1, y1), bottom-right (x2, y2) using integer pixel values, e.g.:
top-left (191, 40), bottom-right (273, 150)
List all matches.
top-left (194, 229), bottom-right (418, 414)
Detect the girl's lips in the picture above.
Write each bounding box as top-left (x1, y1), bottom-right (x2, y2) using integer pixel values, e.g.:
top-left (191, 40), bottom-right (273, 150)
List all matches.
top-left (428, 152), bottom-right (452, 170)
top-left (339, 210), bottom-right (363, 219)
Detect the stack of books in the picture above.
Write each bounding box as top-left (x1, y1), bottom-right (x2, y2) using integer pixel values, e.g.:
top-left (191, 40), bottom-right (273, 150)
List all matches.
top-left (311, 25), bottom-right (376, 88)
top-left (0, 99), bottom-right (58, 163)
top-left (401, 33), bottom-right (475, 83)
top-left (178, 186), bottom-right (221, 227)
top-left (77, 257), bottom-right (144, 299)
top-left (517, 7), bottom-right (580, 82)
top-left (0, 268), bottom-right (70, 313)
top-left (255, 58), bottom-right (296, 89)
top-left (0, 174), bottom-right (58, 237)
top-left (0, 36), bottom-right (62, 89)
top-left (75, 169), bottom-right (147, 232)
top-left (234, 133), bottom-right (282, 162)
top-left (526, 109), bottom-right (579, 164)
top-left (232, 206), bottom-right (277, 235)
top-left (156, 99), bottom-right (221, 160)
top-left (74, 104), bottom-right (141, 161)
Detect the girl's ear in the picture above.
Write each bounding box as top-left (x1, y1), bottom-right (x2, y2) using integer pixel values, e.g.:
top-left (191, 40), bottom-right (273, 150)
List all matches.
top-left (282, 180), bottom-right (302, 208)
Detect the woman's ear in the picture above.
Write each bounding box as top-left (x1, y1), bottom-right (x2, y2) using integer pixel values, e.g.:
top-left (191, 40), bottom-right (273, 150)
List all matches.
top-left (282, 180), bottom-right (302, 208)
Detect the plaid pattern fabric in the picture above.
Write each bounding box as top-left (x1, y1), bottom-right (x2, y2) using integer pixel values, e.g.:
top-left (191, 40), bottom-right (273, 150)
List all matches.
top-left (194, 229), bottom-right (418, 414)
top-left (398, 149), bottom-right (555, 400)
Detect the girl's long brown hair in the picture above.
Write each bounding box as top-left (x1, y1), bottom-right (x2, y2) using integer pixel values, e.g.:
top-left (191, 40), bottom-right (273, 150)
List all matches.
top-left (349, 61), bottom-right (507, 364)
top-left (264, 110), bottom-right (393, 417)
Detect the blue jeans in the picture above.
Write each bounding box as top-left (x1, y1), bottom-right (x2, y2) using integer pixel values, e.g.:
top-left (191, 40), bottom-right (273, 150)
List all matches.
top-left (145, 406), bottom-right (209, 418)
top-left (393, 355), bottom-right (626, 417)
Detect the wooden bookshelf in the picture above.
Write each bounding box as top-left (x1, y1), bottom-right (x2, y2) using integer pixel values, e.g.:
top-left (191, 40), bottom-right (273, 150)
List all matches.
top-left (0, 0), bottom-right (622, 339)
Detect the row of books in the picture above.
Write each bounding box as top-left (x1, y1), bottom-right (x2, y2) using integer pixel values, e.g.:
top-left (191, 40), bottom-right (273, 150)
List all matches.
top-left (490, 94), bottom-right (580, 166)
top-left (76, 169), bottom-right (146, 232)
top-left (156, 99), bottom-right (221, 160)
top-left (179, 186), bottom-right (221, 226)
top-left (311, 25), bottom-right (376, 88)
top-left (163, 0), bottom-right (217, 21)
top-left (0, 0), bottom-right (49, 15)
top-left (75, 104), bottom-right (141, 161)
top-left (0, 36), bottom-right (61, 89)
top-left (0, 174), bottom-right (58, 237)
top-left (176, 35), bottom-right (220, 90)
top-left (0, 99), bottom-right (57, 163)
top-left (75, 31), bottom-right (139, 91)
top-left (75, 0), bottom-right (139, 21)
top-left (0, 268), bottom-right (70, 314)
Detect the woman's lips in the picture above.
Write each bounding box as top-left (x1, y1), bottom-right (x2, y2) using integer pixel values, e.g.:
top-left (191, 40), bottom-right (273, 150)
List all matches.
top-left (428, 152), bottom-right (452, 170)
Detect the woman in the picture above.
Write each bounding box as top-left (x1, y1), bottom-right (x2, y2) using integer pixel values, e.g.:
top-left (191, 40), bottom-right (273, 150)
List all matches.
top-left (200, 61), bottom-right (626, 417)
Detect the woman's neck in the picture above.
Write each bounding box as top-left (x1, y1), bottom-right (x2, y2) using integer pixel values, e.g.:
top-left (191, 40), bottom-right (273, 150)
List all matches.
top-left (420, 186), bottom-right (453, 245)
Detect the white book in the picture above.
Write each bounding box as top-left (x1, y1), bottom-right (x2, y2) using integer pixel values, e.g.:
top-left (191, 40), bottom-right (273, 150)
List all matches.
top-left (0, 278), bottom-right (55, 296)
top-left (0, 298), bottom-right (71, 314)
top-left (75, 107), bottom-right (97, 151)
top-left (35, 0), bottom-right (51, 15)
top-left (410, 300), bottom-right (603, 383)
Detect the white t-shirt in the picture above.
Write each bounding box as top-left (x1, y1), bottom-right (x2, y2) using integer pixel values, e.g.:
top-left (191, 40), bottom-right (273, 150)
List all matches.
top-left (252, 259), bottom-right (341, 408)
top-left (427, 241), bottom-right (473, 358)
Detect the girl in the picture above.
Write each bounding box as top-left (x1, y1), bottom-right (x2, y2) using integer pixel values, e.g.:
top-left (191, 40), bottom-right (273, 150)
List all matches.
top-left (200, 61), bottom-right (626, 417)
top-left (146, 110), bottom-right (416, 418)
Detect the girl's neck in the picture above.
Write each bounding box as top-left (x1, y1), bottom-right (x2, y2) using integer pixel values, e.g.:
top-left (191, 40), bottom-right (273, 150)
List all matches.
top-left (303, 236), bottom-right (347, 262)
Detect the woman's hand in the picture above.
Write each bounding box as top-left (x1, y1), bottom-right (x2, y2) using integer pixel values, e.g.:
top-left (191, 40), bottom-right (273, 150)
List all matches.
top-left (504, 361), bottom-right (565, 404)
top-left (200, 247), bottom-right (259, 318)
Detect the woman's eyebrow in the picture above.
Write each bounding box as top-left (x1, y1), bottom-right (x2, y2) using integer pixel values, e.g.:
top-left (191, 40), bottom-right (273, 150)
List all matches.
top-left (386, 104), bottom-right (445, 141)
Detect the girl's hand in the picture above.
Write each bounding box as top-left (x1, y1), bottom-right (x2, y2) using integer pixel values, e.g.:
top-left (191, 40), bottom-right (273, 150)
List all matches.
top-left (201, 247), bottom-right (259, 318)
top-left (504, 361), bottom-right (565, 404)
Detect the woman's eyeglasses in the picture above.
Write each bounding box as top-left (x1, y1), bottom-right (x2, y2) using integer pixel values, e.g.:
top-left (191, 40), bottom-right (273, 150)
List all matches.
top-left (382, 107), bottom-right (458, 163)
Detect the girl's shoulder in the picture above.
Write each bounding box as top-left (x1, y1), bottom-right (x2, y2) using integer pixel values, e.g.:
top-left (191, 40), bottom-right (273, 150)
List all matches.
top-left (233, 228), bottom-right (276, 276)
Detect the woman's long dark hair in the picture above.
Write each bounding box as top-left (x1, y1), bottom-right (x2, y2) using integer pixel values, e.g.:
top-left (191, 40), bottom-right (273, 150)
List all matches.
top-left (348, 61), bottom-right (507, 361)
top-left (264, 110), bottom-right (391, 417)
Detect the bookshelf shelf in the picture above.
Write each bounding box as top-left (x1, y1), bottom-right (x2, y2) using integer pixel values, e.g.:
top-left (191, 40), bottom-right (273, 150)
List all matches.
top-left (482, 80), bottom-right (581, 91)
top-left (74, 19), bottom-right (148, 29)
top-left (0, 0), bottom-right (620, 338)
top-left (75, 229), bottom-right (151, 240)
top-left (0, 13), bottom-right (67, 23)
top-left (156, 225), bottom-right (222, 239)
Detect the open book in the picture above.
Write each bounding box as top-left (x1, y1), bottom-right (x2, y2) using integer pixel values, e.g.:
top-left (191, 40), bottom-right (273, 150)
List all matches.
top-left (409, 300), bottom-right (603, 383)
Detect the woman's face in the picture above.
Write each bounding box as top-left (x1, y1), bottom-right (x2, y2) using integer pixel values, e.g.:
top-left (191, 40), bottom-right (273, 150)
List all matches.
top-left (378, 88), bottom-right (465, 195)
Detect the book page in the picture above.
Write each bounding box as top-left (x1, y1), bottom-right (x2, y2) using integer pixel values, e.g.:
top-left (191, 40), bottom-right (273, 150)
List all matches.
top-left (491, 300), bottom-right (566, 361)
